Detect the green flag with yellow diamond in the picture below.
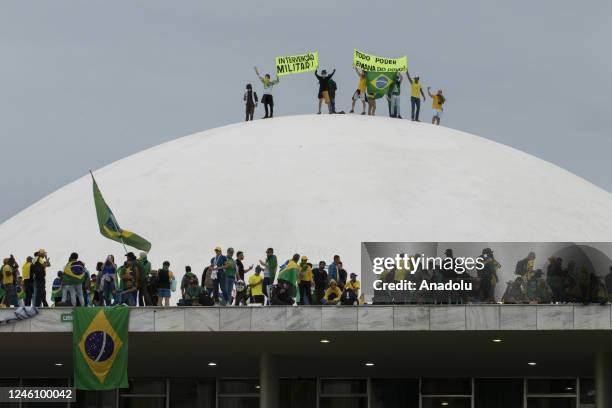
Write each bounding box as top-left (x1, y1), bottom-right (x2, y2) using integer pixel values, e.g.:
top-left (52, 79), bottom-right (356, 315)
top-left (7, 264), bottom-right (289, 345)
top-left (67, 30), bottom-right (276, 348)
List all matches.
top-left (91, 172), bottom-right (152, 253)
top-left (365, 71), bottom-right (397, 99)
top-left (73, 307), bottom-right (129, 390)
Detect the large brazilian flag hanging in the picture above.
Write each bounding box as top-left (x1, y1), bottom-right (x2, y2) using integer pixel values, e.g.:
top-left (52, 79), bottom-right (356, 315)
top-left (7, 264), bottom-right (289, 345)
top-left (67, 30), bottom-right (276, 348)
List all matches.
top-left (73, 307), bottom-right (129, 390)
top-left (91, 173), bottom-right (152, 252)
top-left (365, 71), bottom-right (397, 99)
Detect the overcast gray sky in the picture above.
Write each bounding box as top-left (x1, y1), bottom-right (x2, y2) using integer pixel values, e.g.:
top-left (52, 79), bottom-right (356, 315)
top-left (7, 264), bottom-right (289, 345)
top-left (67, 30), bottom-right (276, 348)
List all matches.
top-left (1, 0), bottom-right (611, 223)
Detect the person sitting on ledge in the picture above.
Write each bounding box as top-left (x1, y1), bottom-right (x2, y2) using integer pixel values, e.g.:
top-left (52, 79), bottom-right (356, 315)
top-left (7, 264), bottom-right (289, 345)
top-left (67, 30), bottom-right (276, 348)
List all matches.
top-left (322, 280), bottom-right (342, 305)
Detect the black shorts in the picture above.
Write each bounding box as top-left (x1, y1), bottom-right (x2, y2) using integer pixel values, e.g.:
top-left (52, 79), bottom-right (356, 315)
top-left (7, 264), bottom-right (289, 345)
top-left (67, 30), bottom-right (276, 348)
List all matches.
top-left (261, 94), bottom-right (274, 105)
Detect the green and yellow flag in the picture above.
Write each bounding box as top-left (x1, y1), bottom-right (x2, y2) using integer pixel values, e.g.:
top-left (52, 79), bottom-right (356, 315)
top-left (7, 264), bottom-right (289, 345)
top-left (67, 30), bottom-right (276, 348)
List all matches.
top-left (74, 307), bottom-right (129, 390)
top-left (92, 173), bottom-right (152, 252)
top-left (365, 72), bottom-right (397, 99)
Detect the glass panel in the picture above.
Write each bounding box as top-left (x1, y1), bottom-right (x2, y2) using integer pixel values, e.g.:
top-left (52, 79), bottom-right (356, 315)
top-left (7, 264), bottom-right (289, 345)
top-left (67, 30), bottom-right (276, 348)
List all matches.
top-left (218, 379), bottom-right (260, 395)
top-left (218, 397), bottom-right (259, 408)
top-left (279, 379), bottom-right (316, 408)
top-left (319, 397), bottom-right (368, 408)
top-left (73, 389), bottom-right (116, 407)
top-left (422, 397), bottom-right (472, 408)
top-left (371, 379), bottom-right (419, 408)
top-left (320, 379), bottom-right (367, 395)
top-left (119, 397), bottom-right (166, 408)
top-left (475, 378), bottom-right (523, 408)
top-left (527, 398), bottom-right (576, 408)
top-left (121, 379), bottom-right (166, 395)
top-left (528, 379), bottom-right (576, 395)
top-left (421, 378), bottom-right (472, 396)
top-left (169, 379), bottom-right (215, 408)
top-left (580, 378), bottom-right (595, 407)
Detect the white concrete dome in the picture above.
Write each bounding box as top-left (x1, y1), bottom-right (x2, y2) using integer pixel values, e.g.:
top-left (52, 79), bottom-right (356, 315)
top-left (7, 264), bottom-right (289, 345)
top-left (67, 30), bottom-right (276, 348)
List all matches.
top-left (1, 115), bottom-right (611, 294)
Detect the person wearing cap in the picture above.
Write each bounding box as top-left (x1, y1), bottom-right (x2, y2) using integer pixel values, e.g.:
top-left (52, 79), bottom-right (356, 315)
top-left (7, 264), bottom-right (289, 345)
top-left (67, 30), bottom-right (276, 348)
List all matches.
top-left (32, 249), bottom-right (50, 307)
top-left (427, 87), bottom-right (446, 125)
top-left (314, 68), bottom-right (336, 114)
top-left (137, 252), bottom-right (152, 306)
top-left (259, 248), bottom-right (278, 304)
top-left (248, 266), bottom-right (265, 305)
top-left (406, 71), bottom-right (426, 121)
top-left (156, 261), bottom-right (174, 306)
top-left (297, 256), bottom-right (313, 305)
top-left (345, 273), bottom-right (361, 297)
top-left (210, 247), bottom-right (227, 304)
top-left (22, 256), bottom-right (33, 306)
top-left (313, 261), bottom-right (328, 305)
top-left (322, 279), bottom-right (342, 305)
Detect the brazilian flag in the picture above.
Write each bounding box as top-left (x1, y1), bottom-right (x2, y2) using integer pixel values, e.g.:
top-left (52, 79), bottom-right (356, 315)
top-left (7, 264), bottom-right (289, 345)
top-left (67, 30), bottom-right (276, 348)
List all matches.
top-left (92, 173), bottom-right (152, 252)
top-left (278, 260), bottom-right (299, 297)
top-left (366, 71), bottom-right (396, 99)
top-left (73, 307), bottom-right (129, 390)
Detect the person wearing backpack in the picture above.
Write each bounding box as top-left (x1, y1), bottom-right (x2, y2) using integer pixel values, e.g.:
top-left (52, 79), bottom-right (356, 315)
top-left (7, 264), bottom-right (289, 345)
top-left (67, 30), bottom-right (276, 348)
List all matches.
top-left (427, 87), bottom-right (446, 125)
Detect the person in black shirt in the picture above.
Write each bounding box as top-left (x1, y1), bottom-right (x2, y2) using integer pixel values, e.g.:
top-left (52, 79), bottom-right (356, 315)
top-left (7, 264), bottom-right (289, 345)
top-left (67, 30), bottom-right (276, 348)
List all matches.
top-left (243, 84), bottom-right (258, 121)
top-left (236, 251), bottom-right (253, 282)
top-left (315, 69), bottom-right (336, 114)
top-left (337, 261), bottom-right (347, 289)
top-left (313, 261), bottom-right (328, 305)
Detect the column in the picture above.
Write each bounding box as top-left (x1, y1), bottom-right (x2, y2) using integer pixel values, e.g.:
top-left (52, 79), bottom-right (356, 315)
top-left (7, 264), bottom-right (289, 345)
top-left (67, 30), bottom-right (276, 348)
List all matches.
top-left (596, 352), bottom-right (612, 408)
top-left (260, 352), bottom-right (279, 408)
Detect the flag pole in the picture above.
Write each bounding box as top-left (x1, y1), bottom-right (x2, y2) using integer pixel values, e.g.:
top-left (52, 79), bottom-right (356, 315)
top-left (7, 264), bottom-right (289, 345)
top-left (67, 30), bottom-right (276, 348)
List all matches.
top-left (90, 170), bottom-right (129, 255)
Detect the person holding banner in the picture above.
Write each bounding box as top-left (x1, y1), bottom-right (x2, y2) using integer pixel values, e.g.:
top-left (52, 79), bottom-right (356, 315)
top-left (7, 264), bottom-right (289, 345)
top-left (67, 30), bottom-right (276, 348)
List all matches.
top-left (314, 69), bottom-right (336, 114)
top-left (254, 67), bottom-right (279, 119)
top-left (350, 67), bottom-right (367, 115)
top-left (427, 87), bottom-right (446, 125)
top-left (406, 71), bottom-right (426, 121)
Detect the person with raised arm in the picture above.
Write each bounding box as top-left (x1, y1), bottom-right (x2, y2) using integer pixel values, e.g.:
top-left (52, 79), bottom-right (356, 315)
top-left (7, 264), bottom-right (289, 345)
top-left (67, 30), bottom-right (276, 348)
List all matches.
top-left (254, 66), bottom-right (279, 118)
top-left (406, 71), bottom-right (426, 121)
top-left (427, 87), bottom-right (446, 125)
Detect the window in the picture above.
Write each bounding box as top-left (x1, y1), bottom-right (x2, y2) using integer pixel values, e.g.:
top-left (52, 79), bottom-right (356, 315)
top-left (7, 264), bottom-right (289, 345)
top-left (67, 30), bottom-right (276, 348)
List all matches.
top-left (217, 379), bottom-right (259, 408)
top-left (119, 378), bottom-right (166, 408)
top-left (320, 379), bottom-right (367, 408)
top-left (280, 378), bottom-right (316, 408)
top-left (370, 379), bottom-right (419, 408)
top-left (169, 379), bottom-right (215, 408)
top-left (526, 378), bottom-right (577, 408)
top-left (475, 378), bottom-right (523, 408)
top-left (421, 378), bottom-right (472, 408)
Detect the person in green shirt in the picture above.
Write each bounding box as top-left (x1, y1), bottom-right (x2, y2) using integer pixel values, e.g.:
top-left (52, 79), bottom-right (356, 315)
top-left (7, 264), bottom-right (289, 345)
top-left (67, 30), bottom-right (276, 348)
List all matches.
top-left (386, 72), bottom-right (402, 118)
top-left (259, 248), bottom-right (278, 304)
top-left (137, 252), bottom-right (152, 306)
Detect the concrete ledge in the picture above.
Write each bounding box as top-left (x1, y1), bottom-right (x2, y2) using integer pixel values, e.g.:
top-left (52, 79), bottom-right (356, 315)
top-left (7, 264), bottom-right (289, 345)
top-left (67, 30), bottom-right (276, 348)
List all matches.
top-left (2, 305), bottom-right (612, 333)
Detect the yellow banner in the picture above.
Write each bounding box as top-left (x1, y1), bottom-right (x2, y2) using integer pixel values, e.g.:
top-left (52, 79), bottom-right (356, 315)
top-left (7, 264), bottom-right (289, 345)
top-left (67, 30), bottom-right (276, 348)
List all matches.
top-left (353, 49), bottom-right (407, 72)
top-left (275, 51), bottom-right (319, 76)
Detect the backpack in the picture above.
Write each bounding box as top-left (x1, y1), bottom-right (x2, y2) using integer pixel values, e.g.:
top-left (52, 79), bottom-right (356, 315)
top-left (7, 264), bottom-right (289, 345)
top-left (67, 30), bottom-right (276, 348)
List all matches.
top-left (515, 259), bottom-right (528, 276)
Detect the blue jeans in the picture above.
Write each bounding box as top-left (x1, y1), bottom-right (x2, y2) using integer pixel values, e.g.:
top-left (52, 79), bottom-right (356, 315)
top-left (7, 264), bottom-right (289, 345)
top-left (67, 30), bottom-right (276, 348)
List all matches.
top-left (102, 279), bottom-right (115, 306)
top-left (223, 276), bottom-right (235, 304)
top-left (120, 291), bottom-right (136, 306)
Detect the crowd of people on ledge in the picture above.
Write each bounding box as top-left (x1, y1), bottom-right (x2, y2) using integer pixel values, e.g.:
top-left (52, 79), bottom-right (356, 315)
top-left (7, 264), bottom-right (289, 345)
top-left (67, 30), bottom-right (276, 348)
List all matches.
top-left (1, 247), bottom-right (610, 308)
top-left (374, 248), bottom-right (612, 306)
top-left (0, 248), bottom-right (363, 308)
top-left (244, 67), bottom-right (446, 124)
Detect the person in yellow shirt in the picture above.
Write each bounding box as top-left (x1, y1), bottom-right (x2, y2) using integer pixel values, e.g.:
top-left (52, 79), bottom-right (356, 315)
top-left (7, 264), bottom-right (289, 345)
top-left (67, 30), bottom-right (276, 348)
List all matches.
top-left (248, 266), bottom-right (265, 304)
top-left (427, 87), bottom-right (446, 125)
top-left (345, 273), bottom-right (361, 297)
top-left (406, 71), bottom-right (426, 121)
top-left (297, 256), bottom-right (313, 305)
top-left (2, 257), bottom-right (17, 307)
top-left (323, 280), bottom-right (342, 305)
top-left (350, 67), bottom-right (367, 115)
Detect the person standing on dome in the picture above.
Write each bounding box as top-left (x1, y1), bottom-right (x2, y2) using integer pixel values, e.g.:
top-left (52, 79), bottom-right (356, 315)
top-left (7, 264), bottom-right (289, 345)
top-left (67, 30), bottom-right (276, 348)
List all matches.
top-left (314, 68), bottom-right (336, 114)
top-left (243, 83), bottom-right (258, 121)
top-left (350, 67), bottom-right (367, 115)
top-left (254, 67), bottom-right (279, 119)
top-left (427, 87), bottom-right (445, 125)
top-left (406, 71), bottom-right (426, 121)
top-left (386, 72), bottom-right (402, 118)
